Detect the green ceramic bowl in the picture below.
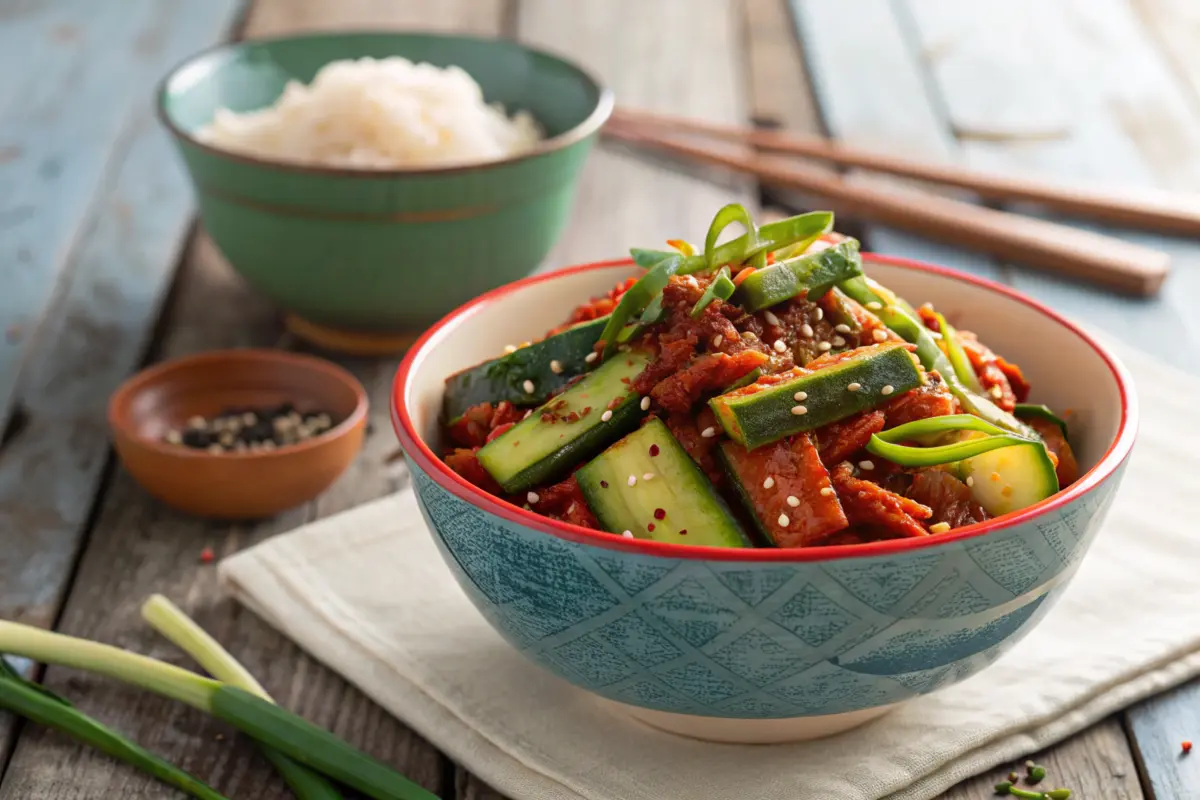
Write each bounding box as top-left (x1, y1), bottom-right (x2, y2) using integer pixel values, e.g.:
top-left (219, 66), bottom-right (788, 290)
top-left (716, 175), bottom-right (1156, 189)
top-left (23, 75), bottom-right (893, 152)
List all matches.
top-left (158, 31), bottom-right (611, 352)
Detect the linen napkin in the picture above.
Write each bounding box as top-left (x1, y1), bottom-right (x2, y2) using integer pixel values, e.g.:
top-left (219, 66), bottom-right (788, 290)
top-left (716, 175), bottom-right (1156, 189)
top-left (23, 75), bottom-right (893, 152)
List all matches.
top-left (220, 344), bottom-right (1200, 800)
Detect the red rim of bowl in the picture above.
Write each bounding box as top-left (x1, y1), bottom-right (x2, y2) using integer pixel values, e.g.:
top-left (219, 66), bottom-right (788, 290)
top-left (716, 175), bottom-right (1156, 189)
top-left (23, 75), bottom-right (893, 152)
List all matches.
top-left (392, 255), bottom-right (1137, 562)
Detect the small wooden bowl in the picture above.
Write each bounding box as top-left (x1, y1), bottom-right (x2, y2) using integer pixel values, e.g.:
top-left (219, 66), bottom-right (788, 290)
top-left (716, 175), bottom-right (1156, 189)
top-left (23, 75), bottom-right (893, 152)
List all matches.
top-left (108, 349), bottom-right (368, 520)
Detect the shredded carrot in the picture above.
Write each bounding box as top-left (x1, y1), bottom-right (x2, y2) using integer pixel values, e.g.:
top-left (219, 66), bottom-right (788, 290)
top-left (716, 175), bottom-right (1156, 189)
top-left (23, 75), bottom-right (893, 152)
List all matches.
top-left (732, 267), bottom-right (757, 287)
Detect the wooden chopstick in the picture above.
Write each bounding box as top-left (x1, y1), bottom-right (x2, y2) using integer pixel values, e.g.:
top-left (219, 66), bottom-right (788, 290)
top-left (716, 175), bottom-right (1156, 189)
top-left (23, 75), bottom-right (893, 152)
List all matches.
top-left (612, 107), bottom-right (1200, 238)
top-left (604, 119), bottom-right (1170, 296)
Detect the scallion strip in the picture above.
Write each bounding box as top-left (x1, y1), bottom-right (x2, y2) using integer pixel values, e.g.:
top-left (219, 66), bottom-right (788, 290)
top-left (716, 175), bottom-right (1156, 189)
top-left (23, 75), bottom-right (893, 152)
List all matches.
top-left (598, 254), bottom-right (682, 358)
top-left (933, 312), bottom-right (983, 393)
top-left (0, 622), bottom-right (437, 800)
top-left (838, 275), bottom-right (1038, 439)
top-left (142, 596), bottom-right (342, 800)
top-left (0, 658), bottom-right (229, 800)
top-left (867, 432), bottom-right (1039, 467)
top-left (704, 203), bottom-right (760, 271)
top-left (872, 414), bottom-right (1009, 444)
top-left (690, 266), bottom-right (735, 318)
top-left (630, 212), bottom-right (834, 275)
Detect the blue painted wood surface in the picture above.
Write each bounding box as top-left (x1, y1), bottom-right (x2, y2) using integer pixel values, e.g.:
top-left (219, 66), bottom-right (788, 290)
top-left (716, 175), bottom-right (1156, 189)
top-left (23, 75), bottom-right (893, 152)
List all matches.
top-left (0, 0), bottom-right (243, 769)
top-left (794, 0), bottom-right (1200, 796)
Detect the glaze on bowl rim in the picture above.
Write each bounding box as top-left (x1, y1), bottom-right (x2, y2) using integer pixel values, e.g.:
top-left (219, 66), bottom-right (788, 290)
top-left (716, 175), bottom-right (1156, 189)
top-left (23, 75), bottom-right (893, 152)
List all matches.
top-left (392, 255), bottom-right (1137, 562)
top-left (156, 30), bottom-right (615, 179)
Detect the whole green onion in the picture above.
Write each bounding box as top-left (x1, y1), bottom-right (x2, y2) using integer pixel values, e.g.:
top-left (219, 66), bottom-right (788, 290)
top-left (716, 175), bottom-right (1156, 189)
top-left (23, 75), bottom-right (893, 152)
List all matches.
top-left (0, 622), bottom-right (437, 800)
top-left (0, 657), bottom-right (229, 800)
top-left (142, 596), bottom-right (342, 800)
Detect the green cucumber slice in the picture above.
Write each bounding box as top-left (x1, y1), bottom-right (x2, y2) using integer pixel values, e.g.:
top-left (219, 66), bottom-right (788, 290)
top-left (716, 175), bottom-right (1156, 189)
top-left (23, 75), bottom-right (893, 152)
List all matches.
top-left (732, 239), bottom-right (863, 313)
top-left (958, 438), bottom-right (1059, 516)
top-left (577, 418), bottom-right (750, 547)
top-left (477, 351), bottom-right (652, 493)
top-left (443, 317), bottom-right (607, 421)
top-left (709, 343), bottom-right (924, 450)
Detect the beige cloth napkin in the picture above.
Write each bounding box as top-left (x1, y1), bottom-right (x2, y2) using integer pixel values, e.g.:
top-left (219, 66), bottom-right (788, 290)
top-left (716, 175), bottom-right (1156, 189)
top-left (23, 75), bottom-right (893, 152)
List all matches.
top-left (220, 344), bottom-right (1200, 800)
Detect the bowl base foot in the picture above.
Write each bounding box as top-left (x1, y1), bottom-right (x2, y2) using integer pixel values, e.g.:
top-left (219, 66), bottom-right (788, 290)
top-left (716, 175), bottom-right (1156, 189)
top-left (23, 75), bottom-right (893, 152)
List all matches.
top-left (285, 314), bottom-right (419, 356)
top-left (603, 699), bottom-right (899, 744)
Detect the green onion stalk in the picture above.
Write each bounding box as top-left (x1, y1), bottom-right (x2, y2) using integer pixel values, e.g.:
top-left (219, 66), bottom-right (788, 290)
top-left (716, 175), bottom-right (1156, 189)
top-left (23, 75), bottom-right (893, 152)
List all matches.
top-left (0, 621), bottom-right (436, 800)
top-left (867, 414), bottom-right (1037, 467)
top-left (630, 209), bottom-right (833, 274)
top-left (142, 596), bottom-right (343, 800)
top-left (837, 275), bottom-right (1038, 439)
top-left (0, 657), bottom-right (229, 800)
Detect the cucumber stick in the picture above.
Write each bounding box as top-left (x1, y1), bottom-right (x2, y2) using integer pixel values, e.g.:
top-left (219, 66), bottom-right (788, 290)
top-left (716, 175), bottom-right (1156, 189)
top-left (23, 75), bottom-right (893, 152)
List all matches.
top-left (709, 343), bottom-right (923, 450)
top-left (733, 239), bottom-right (863, 312)
top-left (443, 317), bottom-right (607, 421)
top-left (577, 418), bottom-right (749, 547)
top-left (478, 351), bottom-right (652, 493)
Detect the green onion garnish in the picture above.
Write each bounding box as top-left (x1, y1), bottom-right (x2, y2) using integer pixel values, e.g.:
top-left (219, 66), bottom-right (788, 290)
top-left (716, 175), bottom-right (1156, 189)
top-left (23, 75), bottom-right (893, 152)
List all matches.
top-left (0, 657), bottom-right (229, 800)
top-left (142, 596), bottom-right (342, 800)
top-left (0, 621), bottom-right (437, 800)
top-left (934, 311), bottom-right (983, 393)
top-left (690, 266), bottom-right (736, 317)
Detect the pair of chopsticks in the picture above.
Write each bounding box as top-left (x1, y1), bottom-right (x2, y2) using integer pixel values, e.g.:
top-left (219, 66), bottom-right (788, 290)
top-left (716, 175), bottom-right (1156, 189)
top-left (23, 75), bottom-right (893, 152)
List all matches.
top-left (605, 107), bottom-right (1191, 296)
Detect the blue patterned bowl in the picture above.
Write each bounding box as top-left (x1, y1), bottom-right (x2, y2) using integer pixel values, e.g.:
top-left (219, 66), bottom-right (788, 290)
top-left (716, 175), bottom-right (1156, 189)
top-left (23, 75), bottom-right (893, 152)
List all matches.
top-left (392, 255), bottom-right (1136, 743)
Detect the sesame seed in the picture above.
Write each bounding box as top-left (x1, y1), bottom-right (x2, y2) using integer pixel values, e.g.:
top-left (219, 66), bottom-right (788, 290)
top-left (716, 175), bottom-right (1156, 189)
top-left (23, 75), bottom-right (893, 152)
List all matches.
top-left (712, 334), bottom-right (724, 347)
top-left (585, 351), bottom-right (599, 363)
top-left (800, 323), bottom-right (814, 338)
top-left (847, 382), bottom-right (862, 392)
top-left (872, 329), bottom-right (888, 342)
top-left (791, 405), bottom-right (808, 416)
top-left (930, 522), bottom-right (951, 534)
top-left (763, 476), bottom-right (775, 489)
top-left (814, 308), bottom-right (824, 321)
top-left (764, 310), bottom-right (781, 327)
top-left (820, 487), bottom-right (835, 497)
top-left (523, 379), bottom-right (535, 394)
top-left (643, 472), bottom-right (656, 481)
top-left (640, 396), bottom-right (651, 411)
top-left (786, 495), bottom-right (800, 507)
top-left (523, 409), bottom-right (533, 419)
top-left (990, 386), bottom-right (1003, 399)
top-left (622, 530), bottom-right (634, 538)
top-left (628, 475), bottom-right (637, 487)
top-left (835, 323), bottom-right (851, 334)
top-left (701, 426), bottom-right (716, 438)
top-left (743, 331), bottom-right (758, 341)
top-left (858, 460), bottom-right (875, 471)
top-left (773, 339), bottom-right (787, 353)
top-left (866, 301), bottom-right (883, 311)
top-left (793, 391), bottom-right (808, 401)
top-left (503, 344), bottom-right (518, 354)
top-left (881, 385), bottom-right (895, 395)
top-left (777, 513), bottom-right (790, 527)
top-left (601, 410), bottom-right (613, 422)
top-left (549, 360), bottom-right (564, 374)
top-left (817, 341), bottom-right (832, 352)
top-left (966, 476), bottom-right (975, 487)
top-left (832, 335), bottom-right (846, 347)
top-left (527, 492), bottom-right (540, 504)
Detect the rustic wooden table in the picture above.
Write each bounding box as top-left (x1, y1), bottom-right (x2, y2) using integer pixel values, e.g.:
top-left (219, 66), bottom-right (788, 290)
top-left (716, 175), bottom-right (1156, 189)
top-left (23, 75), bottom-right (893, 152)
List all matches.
top-left (2, 0), bottom-right (1198, 797)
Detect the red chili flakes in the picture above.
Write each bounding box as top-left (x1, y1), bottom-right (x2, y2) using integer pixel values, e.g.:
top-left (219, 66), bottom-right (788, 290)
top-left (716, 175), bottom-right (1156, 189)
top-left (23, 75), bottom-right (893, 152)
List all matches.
top-left (647, 523), bottom-right (656, 532)
top-left (600, 480), bottom-right (608, 488)
top-left (485, 422), bottom-right (514, 443)
top-left (200, 547), bottom-right (215, 564)
top-left (1183, 740), bottom-right (1193, 755)
top-left (679, 529), bottom-right (688, 536)
top-left (649, 444), bottom-right (660, 457)
top-left (653, 508), bottom-right (666, 520)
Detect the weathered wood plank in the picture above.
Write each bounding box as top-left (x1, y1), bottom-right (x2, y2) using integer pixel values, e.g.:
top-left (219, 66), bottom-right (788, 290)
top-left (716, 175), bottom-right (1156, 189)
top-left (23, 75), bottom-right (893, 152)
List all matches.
top-left (942, 720), bottom-right (1145, 800)
top-left (0, 0), bottom-right (243, 774)
top-left (0, 0), bottom-right (240, 440)
top-left (0, 0), bottom-right (503, 796)
top-left (1128, 686), bottom-right (1200, 800)
top-left (789, 0), bottom-right (1001, 280)
top-left (903, 0), bottom-right (1200, 376)
top-left (242, 0), bottom-right (507, 36)
top-left (522, 0), bottom-right (753, 268)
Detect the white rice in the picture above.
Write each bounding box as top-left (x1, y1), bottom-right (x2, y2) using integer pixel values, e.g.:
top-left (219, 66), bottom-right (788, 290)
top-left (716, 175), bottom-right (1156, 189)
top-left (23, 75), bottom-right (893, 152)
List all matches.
top-left (196, 56), bottom-right (543, 169)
